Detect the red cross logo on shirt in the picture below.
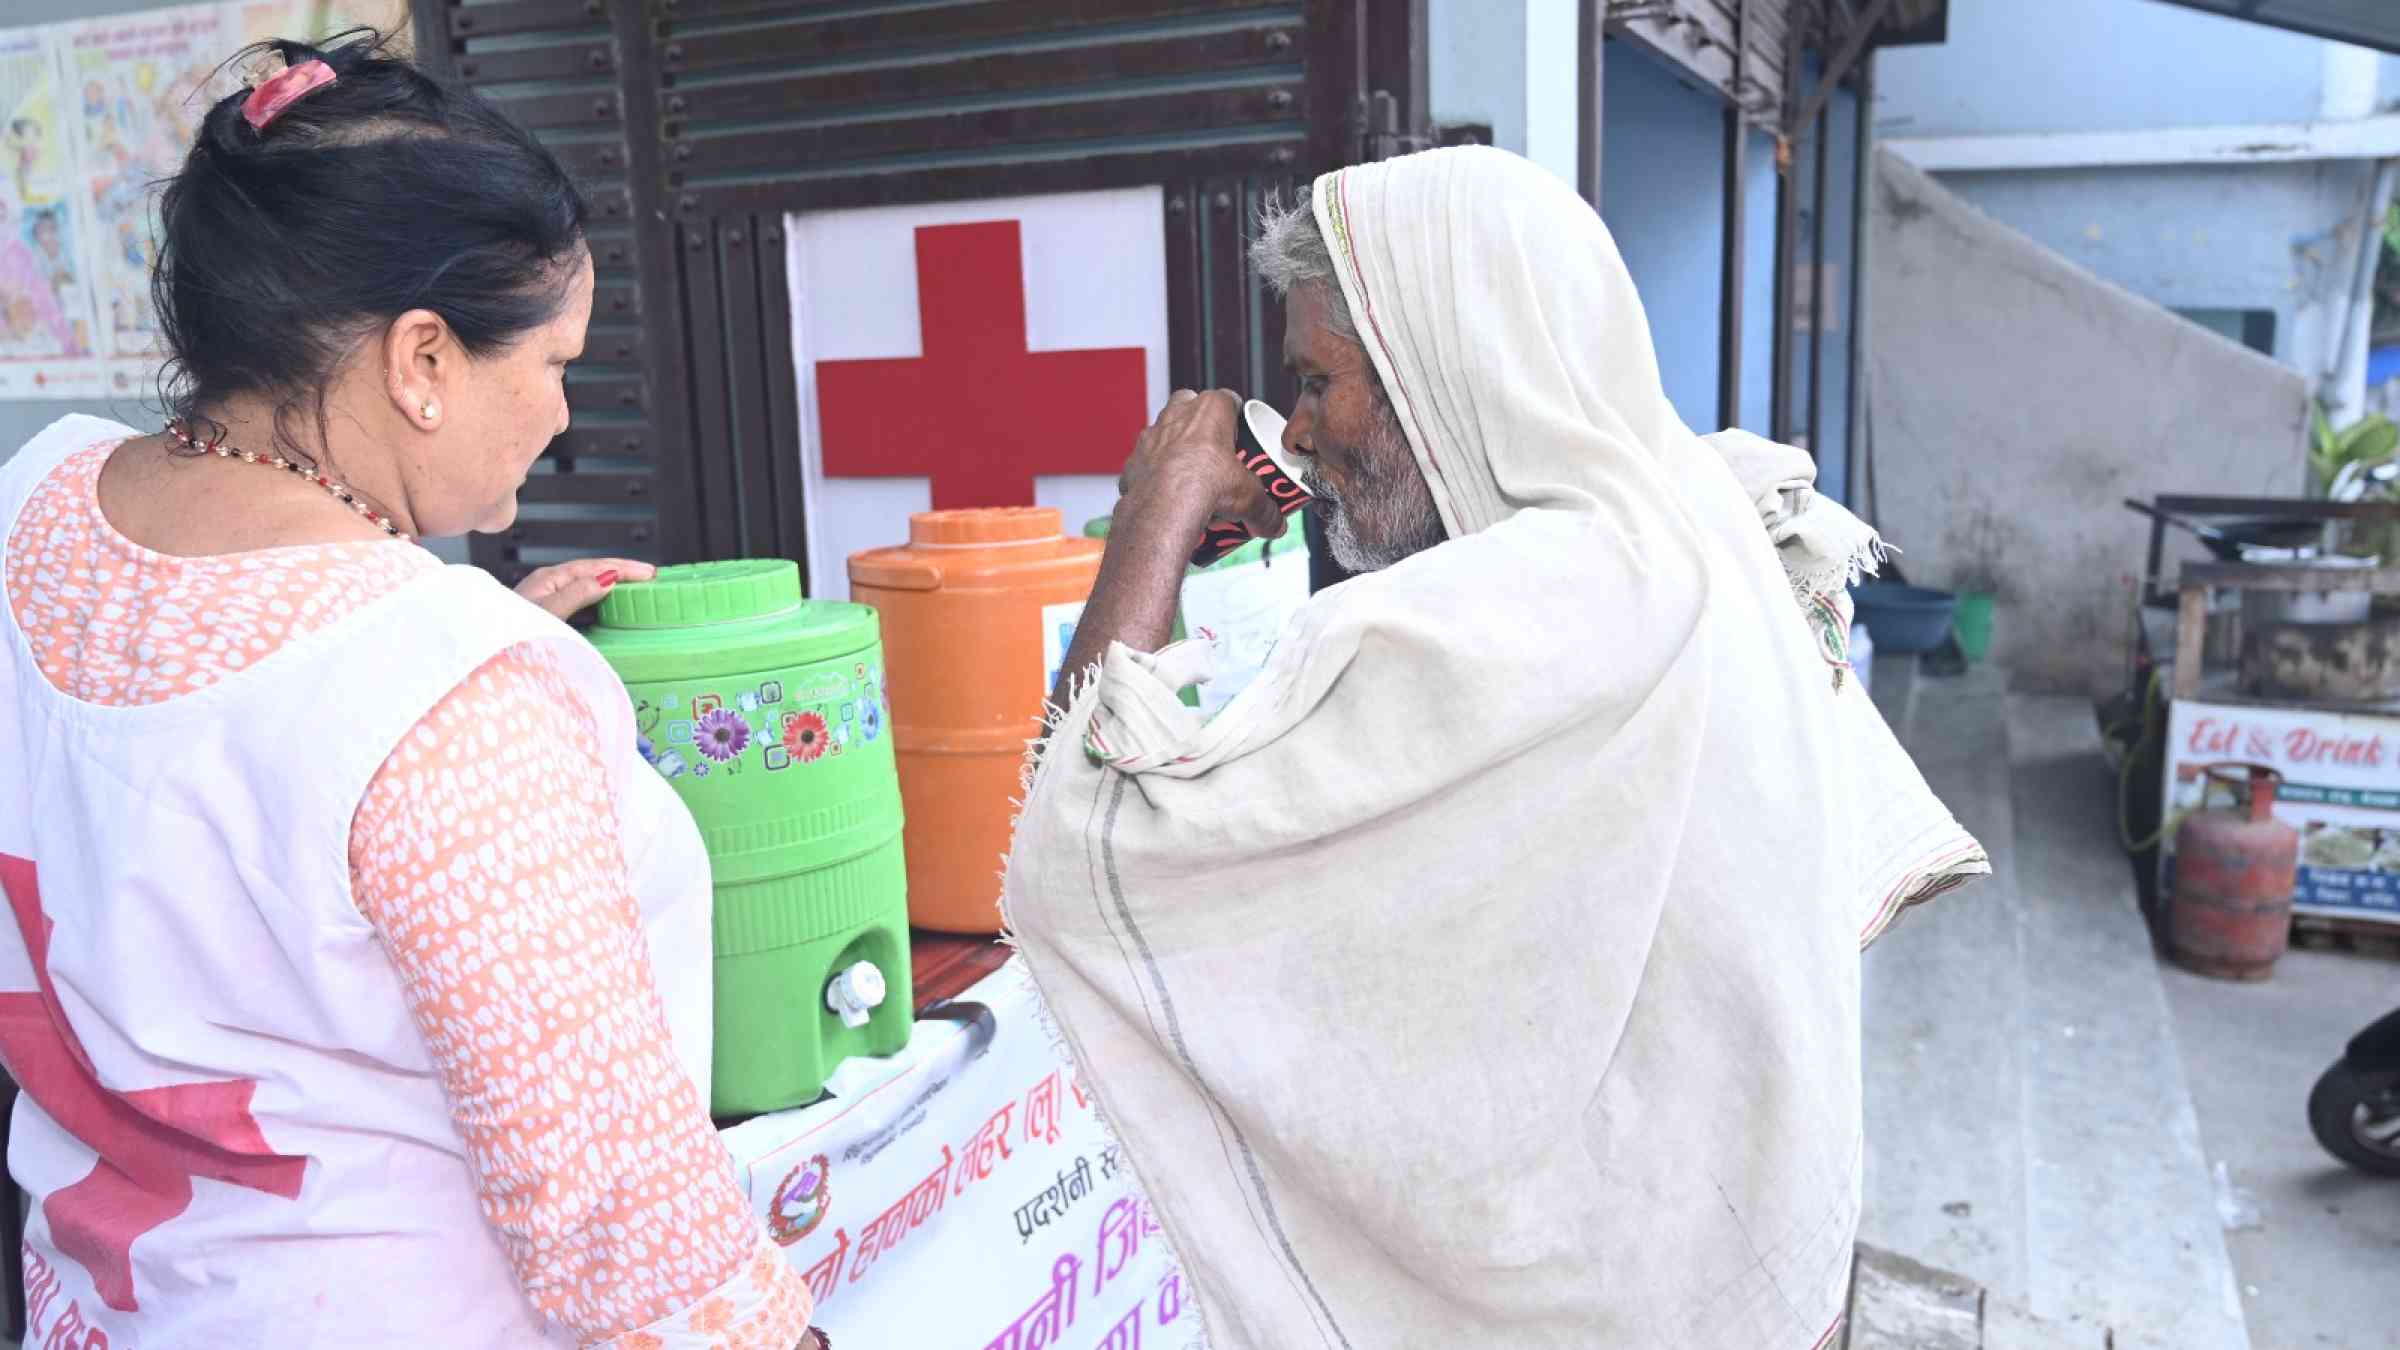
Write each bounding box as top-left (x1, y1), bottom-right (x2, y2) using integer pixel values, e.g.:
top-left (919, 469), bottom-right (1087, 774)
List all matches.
top-left (815, 219), bottom-right (1151, 509)
top-left (0, 854), bottom-right (308, 1312)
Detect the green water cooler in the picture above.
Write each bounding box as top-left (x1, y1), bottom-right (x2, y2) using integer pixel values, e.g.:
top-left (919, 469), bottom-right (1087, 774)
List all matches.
top-left (587, 560), bottom-right (911, 1117)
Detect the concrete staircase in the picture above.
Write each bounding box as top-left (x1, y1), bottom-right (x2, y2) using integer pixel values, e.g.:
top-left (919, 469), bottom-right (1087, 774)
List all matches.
top-left (1857, 661), bottom-right (2250, 1350)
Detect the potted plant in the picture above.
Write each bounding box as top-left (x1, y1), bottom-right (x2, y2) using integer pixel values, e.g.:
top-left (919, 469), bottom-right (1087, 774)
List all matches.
top-left (2313, 406), bottom-right (2400, 565)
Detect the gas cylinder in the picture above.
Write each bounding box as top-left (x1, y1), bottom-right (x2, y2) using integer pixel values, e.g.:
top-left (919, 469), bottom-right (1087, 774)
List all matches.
top-left (2168, 763), bottom-right (2299, 981)
top-left (849, 508), bottom-right (1104, 933)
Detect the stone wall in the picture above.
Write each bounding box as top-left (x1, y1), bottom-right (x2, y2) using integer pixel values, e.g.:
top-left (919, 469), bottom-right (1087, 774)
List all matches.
top-left (1867, 151), bottom-right (2309, 693)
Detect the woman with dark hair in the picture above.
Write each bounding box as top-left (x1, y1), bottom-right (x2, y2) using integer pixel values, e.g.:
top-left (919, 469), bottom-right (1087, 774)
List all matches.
top-left (0, 33), bottom-right (824, 1349)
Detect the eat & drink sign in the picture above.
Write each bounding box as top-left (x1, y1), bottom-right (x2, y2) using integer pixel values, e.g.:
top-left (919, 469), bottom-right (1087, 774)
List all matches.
top-left (2163, 700), bottom-right (2400, 925)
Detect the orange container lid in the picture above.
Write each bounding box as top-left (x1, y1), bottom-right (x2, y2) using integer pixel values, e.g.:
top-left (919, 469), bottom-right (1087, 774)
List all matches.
top-left (850, 508), bottom-right (1102, 592)
top-left (910, 507), bottom-right (1063, 547)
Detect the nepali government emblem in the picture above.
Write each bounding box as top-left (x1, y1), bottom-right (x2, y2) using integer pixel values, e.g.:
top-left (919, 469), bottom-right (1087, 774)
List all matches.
top-left (769, 1153), bottom-right (833, 1246)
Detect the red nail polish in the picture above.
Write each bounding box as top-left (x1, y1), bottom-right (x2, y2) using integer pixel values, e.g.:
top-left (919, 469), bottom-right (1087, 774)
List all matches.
top-left (596, 569), bottom-right (620, 588)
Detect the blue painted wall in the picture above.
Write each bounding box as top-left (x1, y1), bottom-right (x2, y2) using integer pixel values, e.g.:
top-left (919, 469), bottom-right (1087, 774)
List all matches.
top-left (1599, 41), bottom-right (1858, 501)
top-left (1740, 120), bottom-right (1779, 440)
top-left (1428, 0), bottom-right (1532, 156)
top-left (1798, 54), bottom-right (1860, 507)
top-left (1877, 0), bottom-right (2338, 138)
top-left (1599, 45), bottom-right (1729, 435)
top-left (1874, 0), bottom-right (2385, 388)
top-left (1924, 158), bottom-right (2373, 369)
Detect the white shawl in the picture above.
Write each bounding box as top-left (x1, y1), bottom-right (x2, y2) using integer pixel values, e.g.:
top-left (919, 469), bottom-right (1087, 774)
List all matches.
top-left (1001, 146), bottom-right (1983, 1349)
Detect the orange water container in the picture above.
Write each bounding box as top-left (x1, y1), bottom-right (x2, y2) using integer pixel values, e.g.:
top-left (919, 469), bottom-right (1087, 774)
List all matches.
top-left (848, 508), bottom-right (1104, 933)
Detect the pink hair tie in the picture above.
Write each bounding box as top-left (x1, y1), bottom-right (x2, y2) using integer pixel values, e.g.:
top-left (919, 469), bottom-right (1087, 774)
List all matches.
top-left (241, 57), bottom-right (336, 131)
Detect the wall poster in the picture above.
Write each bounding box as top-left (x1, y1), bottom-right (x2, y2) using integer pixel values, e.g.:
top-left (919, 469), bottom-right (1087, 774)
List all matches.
top-left (0, 1), bottom-right (367, 400)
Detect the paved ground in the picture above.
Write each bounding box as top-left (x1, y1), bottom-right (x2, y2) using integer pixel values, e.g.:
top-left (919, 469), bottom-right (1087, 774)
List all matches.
top-left (2162, 949), bottom-right (2400, 1350)
top-left (1861, 660), bottom-right (2400, 1350)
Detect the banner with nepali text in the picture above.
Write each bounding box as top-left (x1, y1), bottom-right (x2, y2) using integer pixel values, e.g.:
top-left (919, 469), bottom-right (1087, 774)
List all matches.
top-left (720, 965), bottom-right (1201, 1349)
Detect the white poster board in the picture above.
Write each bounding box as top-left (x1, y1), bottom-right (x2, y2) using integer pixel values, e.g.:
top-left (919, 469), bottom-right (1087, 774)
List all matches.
top-left (2162, 699), bottom-right (2400, 926)
top-left (723, 965), bottom-right (1202, 1348)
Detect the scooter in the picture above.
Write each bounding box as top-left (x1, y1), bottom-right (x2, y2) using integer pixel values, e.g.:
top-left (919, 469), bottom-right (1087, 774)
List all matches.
top-left (2309, 1006), bottom-right (2400, 1176)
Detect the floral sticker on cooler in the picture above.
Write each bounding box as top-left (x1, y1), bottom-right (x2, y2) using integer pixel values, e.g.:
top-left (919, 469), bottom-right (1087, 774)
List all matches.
top-left (695, 708), bottom-right (751, 763)
top-left (768, 1154), bottom-right (832, 1246)
top-left (739, 691), bottom-right (760, 714)
top-left (783, 710), bottom-right (830, 763)
top-left (861, 701), bottom-right (883, 742)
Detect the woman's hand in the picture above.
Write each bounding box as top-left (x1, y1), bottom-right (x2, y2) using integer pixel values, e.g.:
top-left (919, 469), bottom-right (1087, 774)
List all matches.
top-left (514, 557), bottom-right (654, 620)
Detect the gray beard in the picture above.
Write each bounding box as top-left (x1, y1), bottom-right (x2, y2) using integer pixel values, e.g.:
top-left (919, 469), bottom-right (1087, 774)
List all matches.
top-left (1313, 490), bottom-right (1409, 574)
top-left (1304, 402), bottom-right (1446, 573)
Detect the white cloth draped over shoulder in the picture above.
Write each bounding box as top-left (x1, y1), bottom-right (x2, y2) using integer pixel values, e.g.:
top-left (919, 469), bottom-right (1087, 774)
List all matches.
top-left (1001, 146), bottom-right (1984, 1349)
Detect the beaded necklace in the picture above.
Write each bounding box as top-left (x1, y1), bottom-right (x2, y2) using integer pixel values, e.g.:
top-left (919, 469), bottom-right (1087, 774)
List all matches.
top-left (166, 420), bottom-right (409, 540)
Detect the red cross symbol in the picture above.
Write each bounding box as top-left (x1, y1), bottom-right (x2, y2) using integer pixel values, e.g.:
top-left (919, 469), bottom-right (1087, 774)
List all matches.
top-left (815, 220), bottom-right (1150, 509)
top-left (0, 855), bottom-right (307, 1312)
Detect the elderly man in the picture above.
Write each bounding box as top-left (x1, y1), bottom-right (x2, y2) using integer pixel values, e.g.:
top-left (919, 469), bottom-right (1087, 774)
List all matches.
top-left (1006, 147), bottom-right (1983, 1349)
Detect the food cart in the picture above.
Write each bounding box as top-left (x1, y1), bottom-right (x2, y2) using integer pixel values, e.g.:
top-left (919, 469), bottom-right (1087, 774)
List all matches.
top-left (2128, 495), bottom-right (2400, 949)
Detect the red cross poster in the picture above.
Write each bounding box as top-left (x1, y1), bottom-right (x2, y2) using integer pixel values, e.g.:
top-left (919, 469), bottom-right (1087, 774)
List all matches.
top-left (785, 188), bottom-right (1168, 600)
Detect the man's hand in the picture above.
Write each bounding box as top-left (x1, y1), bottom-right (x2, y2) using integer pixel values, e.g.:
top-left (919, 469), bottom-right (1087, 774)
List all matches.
top-left (1040, 390), bottom-right (1281, 720)
top-left (1116, 389), bottom-right (1286, 545)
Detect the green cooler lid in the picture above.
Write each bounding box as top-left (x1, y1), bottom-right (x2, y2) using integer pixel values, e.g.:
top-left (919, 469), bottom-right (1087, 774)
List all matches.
top-left (589, 559), bottom-right (879, 682)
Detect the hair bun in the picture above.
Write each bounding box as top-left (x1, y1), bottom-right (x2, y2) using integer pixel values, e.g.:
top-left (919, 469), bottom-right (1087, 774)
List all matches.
top-left (152, 28), bottom-right (589, 460)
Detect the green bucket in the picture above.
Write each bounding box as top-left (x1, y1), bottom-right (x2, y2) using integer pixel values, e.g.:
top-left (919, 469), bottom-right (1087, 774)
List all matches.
top-left (587, 560), bottom-right (911, 1116)
top-left (1953, 591), bottom-right (1996, 664)
top-left (1083, 515), bottom-right (1310, 708)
